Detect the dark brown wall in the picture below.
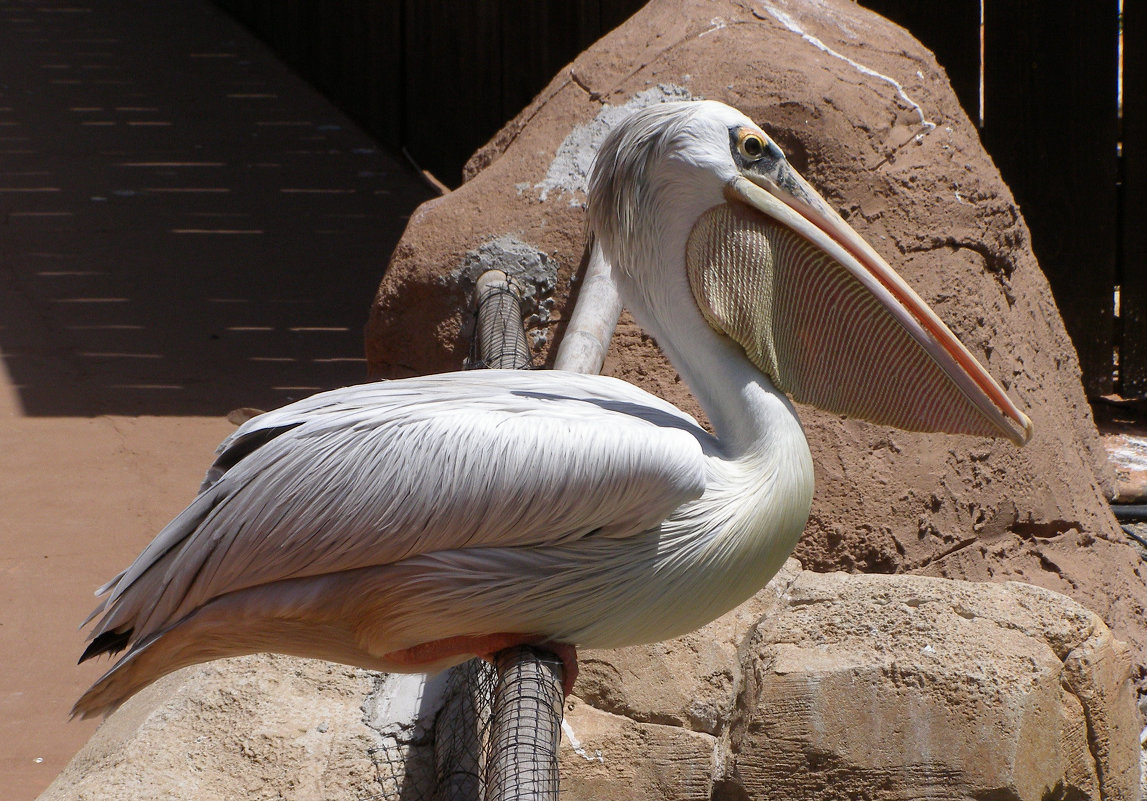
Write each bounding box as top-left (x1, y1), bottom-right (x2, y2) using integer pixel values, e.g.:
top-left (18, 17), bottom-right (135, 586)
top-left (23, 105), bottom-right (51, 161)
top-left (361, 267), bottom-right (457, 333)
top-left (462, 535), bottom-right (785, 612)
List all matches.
top-left (865, 1), bottom-right (1129, 399)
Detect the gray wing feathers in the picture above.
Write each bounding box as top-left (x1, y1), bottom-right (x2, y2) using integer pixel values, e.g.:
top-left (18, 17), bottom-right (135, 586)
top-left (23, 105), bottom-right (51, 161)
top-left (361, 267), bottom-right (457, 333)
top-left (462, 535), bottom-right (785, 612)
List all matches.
top-left (89, 372), bottom-right (709, 647)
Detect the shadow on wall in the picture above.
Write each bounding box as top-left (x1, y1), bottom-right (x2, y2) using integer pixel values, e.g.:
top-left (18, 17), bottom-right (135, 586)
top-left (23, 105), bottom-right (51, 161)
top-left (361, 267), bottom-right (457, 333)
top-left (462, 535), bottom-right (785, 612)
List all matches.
top-left (0, 0), bottom-right (431, 417)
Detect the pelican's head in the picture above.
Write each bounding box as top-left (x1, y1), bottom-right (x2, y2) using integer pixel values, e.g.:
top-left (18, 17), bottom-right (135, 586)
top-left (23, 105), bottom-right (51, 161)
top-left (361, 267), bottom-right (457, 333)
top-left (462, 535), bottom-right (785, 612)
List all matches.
top-left (589, 101), bottom-right (759, 275)
top-left (588, 100), bottom-right (1032, 445)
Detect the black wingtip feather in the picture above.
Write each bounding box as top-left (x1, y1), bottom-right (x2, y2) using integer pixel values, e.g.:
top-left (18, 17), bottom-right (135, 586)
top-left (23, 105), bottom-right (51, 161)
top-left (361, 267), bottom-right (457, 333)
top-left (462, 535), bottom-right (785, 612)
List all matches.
top-left (79, 629), bottom-right (132, 663)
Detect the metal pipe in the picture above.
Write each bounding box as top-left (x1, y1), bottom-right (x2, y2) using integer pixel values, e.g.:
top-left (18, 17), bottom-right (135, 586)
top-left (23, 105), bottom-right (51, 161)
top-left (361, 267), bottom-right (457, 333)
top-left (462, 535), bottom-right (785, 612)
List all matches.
top-left (460, 250), bottom-right (626, 798)
top-left (450, 270), bottom-right (564, 801)
top-left (484, 647), bottom-right (565, 801)
top-left (1112, 504), bottom-right (1147, 523)
top-left (473, 269), bottom-right (532, 370)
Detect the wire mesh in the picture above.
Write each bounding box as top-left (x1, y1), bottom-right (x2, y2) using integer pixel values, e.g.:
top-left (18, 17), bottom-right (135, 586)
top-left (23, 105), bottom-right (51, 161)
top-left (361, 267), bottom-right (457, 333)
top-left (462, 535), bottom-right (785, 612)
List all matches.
top-left (363, 660), bottom-right (495, 801)
top-left (365, 652), bottom-right (563, 801)
top-left (485, 648), bottom-right (565, 801)
top-left (467, 271), bottom-right (534, 370)
top-left (434, 659), bottom-right (497, 801)
top-left (364, 270), bottom-right (564, 801)
top-left (365, 730), bottom-right (435, 801)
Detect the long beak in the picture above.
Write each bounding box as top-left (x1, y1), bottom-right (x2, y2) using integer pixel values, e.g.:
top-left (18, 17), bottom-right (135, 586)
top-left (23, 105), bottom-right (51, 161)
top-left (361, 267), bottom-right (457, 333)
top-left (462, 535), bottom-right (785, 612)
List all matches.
top-left (720, 166), bottom-right (1032, 446)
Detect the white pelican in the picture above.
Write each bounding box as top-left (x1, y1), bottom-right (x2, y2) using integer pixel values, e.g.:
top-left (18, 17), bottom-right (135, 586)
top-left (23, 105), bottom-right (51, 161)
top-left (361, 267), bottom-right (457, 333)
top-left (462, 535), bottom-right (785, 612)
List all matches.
top-left (73, 100), bottom-right (1031, 718)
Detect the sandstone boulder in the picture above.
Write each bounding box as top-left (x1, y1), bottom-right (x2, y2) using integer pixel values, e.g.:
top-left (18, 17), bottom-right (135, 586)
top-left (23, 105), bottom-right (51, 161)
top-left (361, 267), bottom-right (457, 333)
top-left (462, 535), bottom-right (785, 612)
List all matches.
top-left (42, 563), bottom-right (1140, 801)
top-left (572, 564), bottom-right (1141, 801)
top-left (558, 700), bottom-right (718, 801)
top-left (727, 570), bottom-right (1140, 801)
top-left (366, 0), bottom-right (1147, 692)
top-left (38, 654), bottom-right (383, 801)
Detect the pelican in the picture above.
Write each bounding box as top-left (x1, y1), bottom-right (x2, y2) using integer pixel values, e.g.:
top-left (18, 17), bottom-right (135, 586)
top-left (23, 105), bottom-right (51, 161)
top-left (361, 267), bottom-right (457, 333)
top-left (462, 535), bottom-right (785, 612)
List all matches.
top-left (73, 100), bottom-right (1031, 718)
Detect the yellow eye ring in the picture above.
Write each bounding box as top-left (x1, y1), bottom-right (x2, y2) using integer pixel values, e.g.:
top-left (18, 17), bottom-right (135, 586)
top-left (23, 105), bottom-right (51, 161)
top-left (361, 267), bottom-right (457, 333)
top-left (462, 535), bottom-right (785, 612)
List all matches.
top-left (737, 131), bottom-right (767, 161)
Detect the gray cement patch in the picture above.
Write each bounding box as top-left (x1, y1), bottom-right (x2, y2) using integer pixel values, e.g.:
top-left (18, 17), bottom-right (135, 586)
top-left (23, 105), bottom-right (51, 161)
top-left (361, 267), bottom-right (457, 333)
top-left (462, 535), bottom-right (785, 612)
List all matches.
top-left (536, 84), bottom-right (694, 203)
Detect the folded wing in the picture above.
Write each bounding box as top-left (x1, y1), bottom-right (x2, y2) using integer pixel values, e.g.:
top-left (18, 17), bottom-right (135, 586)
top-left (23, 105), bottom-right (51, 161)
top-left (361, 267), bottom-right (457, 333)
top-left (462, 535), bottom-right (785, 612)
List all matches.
top-left (83, 370), bottom-right (711, 660)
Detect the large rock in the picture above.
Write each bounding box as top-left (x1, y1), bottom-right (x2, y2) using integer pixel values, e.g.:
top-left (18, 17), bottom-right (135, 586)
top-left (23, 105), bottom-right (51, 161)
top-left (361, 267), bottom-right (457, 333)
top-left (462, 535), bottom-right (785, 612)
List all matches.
top-left (366, 0), bottom-right (1147, 692)
top-left (558, 700), bottom-right (719, 801)
top-left (38, 654), bottom-right (384, 801)
top-left (727, 569), bottom-right (1140, 801)
top-left (572, 564), bottom-right (1141, 801)
top-left (41, 563), bottom-right (1140, 801)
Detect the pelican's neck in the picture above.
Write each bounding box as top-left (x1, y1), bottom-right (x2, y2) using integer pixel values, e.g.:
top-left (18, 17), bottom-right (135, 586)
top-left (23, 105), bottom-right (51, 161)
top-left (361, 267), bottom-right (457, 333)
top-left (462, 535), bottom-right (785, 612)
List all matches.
top-left (658, 305), bottom-right (805, 461)
top-left (601, 155), bottom-right (809, 464)
top-left (613, 225), bottom-right (806, 463)
top-left (609, 267), bottom-right (814, 642)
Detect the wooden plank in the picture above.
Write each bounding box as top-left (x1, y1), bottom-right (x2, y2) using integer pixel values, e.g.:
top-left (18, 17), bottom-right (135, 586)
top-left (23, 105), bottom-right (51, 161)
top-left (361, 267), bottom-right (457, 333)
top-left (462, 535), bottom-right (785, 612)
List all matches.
top-left (599, 0), bottom-right (647, 33)
top-left (499, 2), bottom-right (600, 122)
top-left (496, 0), bottom-right (648, 127)
top-left (982, 1), bottom-right (1119, 397)
top-left (358, 0), bottom-right (404, 150)
top-left (313, 3), bottom-right (343, 100)
top-left (1124, 2), bottom-right (1147, 397)
top-left (212, 0), bottom-right (257, 29)
top-left (268, 0), bottom-right (305, 67)
top-left (404, 0), bottom-right (503, 186)
top-left (214, 0), bottom-right (654, 185)
top-left (295, 2), bottom-right (331, 97)
top-left (859, 0), bottom-right (980, 124)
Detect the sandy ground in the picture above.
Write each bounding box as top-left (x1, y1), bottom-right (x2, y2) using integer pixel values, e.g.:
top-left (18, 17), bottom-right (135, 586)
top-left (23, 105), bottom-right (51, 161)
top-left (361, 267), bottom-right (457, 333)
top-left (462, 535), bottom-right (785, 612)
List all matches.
top-left (0, 402), bottom-right (234, 798)
top-left (0, 2), bottom-right (430, 797)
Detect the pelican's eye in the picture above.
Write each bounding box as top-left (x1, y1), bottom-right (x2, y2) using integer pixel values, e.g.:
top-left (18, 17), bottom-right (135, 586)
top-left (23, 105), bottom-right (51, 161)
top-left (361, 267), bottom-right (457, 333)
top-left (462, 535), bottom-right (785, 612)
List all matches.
top-left (737, 131), bottom-right (767, 161)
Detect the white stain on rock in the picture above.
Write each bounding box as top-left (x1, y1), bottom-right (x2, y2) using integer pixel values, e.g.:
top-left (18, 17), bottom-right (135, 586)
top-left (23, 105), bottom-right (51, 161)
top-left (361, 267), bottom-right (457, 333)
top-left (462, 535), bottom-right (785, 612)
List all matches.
top-left (562, 718), bottom-right (606, 763)
top-left (536, 84), bottom-right (694, 203)
top-left (758, 1), bottom-right (935, 132)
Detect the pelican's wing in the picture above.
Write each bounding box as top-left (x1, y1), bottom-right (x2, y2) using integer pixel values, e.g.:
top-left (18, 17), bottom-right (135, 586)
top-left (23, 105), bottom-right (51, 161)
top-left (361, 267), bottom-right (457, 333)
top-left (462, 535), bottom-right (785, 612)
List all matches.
top-left (83, 370), bottom-right (712, 655)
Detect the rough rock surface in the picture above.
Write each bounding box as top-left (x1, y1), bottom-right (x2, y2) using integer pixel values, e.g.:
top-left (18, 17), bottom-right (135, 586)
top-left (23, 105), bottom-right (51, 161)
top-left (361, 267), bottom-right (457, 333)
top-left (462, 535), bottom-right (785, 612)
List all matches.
top-left (38, 654), bottom-right (384, 801)
top-left (573, 563), bottom-right (1141, 801)
top-left (729, 569), bottom-right (1140, 801)
top-left (40, 563), bottom-right (1140, 801)
top-left (365, 0), bottom-right (1147, 692)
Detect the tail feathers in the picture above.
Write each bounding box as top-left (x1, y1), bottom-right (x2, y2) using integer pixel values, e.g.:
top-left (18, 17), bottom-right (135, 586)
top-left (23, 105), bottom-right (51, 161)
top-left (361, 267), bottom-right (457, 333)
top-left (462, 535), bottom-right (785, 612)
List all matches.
top-left (72, 623), bottom-right (234, 720)
top-left (79, 596), bottom-right (110, 629)
top-left (95, 567), bottom-right (128, 597)
top-left (71, 634), bottom-right (163, 720)
top-left (70, 575), bottom-right (387, 719)
top-left (78, 628), bottom-right (132, 664)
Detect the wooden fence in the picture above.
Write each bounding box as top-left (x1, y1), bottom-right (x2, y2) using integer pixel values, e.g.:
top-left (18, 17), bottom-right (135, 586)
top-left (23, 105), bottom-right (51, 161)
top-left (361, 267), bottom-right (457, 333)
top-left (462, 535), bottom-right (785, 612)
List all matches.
top-left (215, 0), bottom-right (1145, 399)
top-left (212, 0), bottom-right (645, 185)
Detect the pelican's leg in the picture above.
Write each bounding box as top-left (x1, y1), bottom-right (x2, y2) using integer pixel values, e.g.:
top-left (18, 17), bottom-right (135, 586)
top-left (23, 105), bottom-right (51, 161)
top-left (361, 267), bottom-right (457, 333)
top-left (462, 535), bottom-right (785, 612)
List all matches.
top-left (384, 634), bottom-right (579, 695)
